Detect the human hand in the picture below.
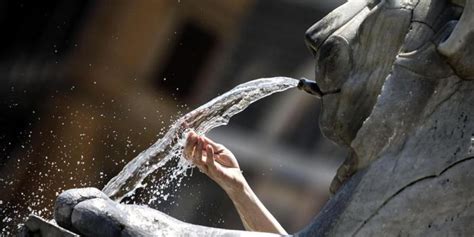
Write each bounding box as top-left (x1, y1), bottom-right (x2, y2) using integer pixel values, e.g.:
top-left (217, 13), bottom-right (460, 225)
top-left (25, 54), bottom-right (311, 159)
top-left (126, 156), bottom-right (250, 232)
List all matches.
top-left (184, 131), bottom-right (247, 195)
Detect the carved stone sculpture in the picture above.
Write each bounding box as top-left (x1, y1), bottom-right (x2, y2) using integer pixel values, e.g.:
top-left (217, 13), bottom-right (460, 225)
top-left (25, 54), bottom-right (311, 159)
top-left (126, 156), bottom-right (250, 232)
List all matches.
top-left (20, 0), bottom-right (474, 236)
top-left (303, 0), bottom-right (474, 235)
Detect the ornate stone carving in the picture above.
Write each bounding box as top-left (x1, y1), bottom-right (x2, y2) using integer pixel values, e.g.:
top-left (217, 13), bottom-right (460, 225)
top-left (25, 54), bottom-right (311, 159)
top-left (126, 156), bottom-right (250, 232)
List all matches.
top-left (21, 0), bottom-right (474, 236)
top-left (302, 0), bottom-right (474, 236)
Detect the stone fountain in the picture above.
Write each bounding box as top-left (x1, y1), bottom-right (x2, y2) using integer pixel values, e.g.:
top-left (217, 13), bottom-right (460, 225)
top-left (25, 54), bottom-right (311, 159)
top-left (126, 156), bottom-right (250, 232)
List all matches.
top-left (20, 0), bottom-right (474, 236)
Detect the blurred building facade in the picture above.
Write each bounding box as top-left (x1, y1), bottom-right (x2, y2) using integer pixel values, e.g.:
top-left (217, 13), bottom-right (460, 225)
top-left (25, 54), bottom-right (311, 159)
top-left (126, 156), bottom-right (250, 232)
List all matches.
top-left (0, 0), bottom-right (345, 234)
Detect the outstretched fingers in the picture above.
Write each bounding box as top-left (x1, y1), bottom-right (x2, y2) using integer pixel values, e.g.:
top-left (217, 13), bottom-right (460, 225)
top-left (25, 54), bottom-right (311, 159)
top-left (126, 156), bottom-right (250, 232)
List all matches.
top-left (195, 137), bottom-right (209, 173)
top-left (184, 131), bottom-right (197, 160)
top-left (185, 132), bottom-right (224, 175)
top-left (201, 135), bottom-right (224, 153)
top-left (205, 145), bottom-right (216, 168)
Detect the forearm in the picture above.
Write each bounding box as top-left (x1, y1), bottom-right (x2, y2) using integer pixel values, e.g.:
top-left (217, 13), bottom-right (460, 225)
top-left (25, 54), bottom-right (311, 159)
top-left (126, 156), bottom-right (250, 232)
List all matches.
top-left (184, 133), bottom-right (286, 234)
top-left (225, 180), bottom-right (287, 235)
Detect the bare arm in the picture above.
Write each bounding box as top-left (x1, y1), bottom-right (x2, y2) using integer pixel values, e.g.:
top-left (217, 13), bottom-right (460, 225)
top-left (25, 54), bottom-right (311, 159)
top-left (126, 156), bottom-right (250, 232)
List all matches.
top-left (184, 131), bottom-right (287, 235)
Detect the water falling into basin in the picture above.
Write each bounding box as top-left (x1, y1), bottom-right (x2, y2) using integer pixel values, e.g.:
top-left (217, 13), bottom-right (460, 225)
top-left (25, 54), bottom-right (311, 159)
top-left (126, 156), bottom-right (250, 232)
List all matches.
top-left (102, 77), bottom-right (298, 202)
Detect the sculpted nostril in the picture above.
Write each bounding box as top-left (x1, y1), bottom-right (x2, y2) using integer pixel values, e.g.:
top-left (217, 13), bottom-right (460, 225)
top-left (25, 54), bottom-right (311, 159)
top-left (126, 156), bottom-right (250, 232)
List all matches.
top-left (305, 29), bottom-right (319, 56)
top-left (319, 40), bottom-right (336, 60)
top-left (316, 36), bottom-right (352, 88)
top-left (304, 0), bottom-right (367, 58)
top-left (305, 20), bottom-right (335, 56)
top-left (306, 44), bottom-right (318, 57)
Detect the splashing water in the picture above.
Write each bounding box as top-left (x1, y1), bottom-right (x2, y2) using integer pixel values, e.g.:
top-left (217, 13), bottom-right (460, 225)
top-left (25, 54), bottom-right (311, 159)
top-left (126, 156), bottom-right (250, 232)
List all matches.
top-left (102, 77), bottom-right (298, 202)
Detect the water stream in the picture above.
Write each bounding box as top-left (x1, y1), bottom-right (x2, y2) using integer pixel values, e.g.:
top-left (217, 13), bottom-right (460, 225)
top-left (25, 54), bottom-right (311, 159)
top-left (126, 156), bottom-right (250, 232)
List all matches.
top-left (102, 77), bottom-right (298, 202)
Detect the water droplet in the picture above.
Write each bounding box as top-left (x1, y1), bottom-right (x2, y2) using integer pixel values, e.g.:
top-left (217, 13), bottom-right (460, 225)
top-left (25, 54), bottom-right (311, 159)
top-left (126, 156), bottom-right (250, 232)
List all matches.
top-left (101, 77), bottom-right (298, 203)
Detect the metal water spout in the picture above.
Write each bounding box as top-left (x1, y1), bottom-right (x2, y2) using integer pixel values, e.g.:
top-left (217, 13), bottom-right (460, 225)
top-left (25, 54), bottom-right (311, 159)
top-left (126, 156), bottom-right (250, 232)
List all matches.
top-left (298, 78), bottom-right (341, 97)
top-left (297, 78), bottom-right (323, 98)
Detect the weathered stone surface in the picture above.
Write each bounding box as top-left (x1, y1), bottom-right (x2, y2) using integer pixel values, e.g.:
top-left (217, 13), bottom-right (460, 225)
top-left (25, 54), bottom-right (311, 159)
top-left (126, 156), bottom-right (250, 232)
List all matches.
top-left (54, 187), bottom-right (109, 231)
top-left (298, 0), bottom-right (474, 236)
top-left (71, 198), bottom-right (125, 237)
top-left (18, 215), bottom-right (79, 237)
top-left (354, 158), bottom-right (474, 236)
top-left (305, 0), bottom-right (368, 54)
top-left (52, 188), bottom-right (279, 237)
top-left (438, 0), bottom-right (474, 79)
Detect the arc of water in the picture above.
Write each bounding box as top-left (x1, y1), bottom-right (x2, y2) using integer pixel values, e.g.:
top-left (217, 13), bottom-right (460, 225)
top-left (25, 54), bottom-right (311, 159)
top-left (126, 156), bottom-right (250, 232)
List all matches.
top-left (102, 77), bottom-right (298, 202)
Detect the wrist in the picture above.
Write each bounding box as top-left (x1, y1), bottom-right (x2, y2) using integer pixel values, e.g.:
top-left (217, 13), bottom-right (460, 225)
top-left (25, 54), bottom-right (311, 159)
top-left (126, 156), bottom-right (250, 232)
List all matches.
top-left (224, 177), bottom-right (252, 201)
